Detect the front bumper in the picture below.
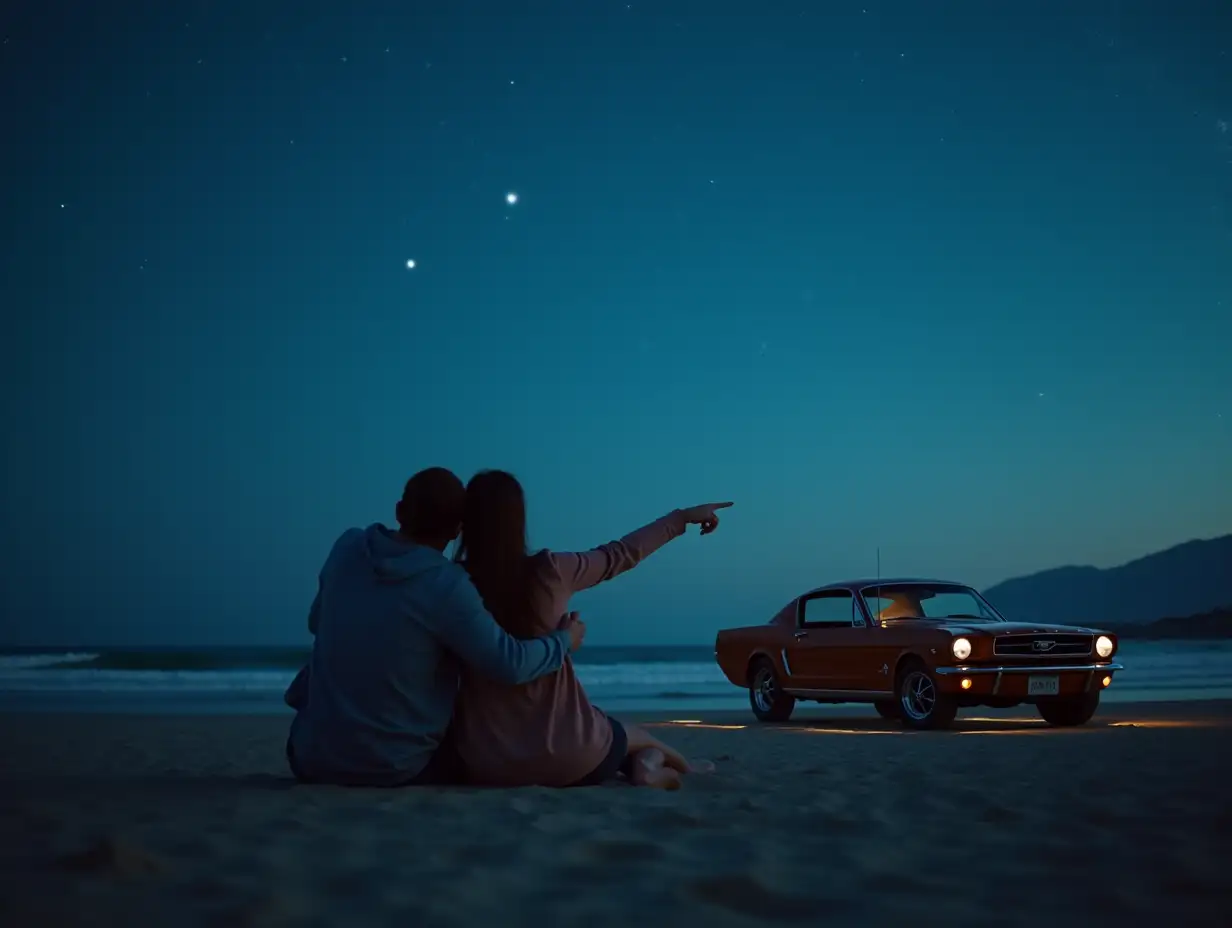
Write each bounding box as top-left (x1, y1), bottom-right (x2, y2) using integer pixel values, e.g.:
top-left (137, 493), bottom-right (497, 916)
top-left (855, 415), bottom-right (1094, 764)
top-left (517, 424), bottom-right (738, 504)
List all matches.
top-left (936, 662), bottom-right (1124, 676)
top-left (934, 662), bottom-right (1124, 697)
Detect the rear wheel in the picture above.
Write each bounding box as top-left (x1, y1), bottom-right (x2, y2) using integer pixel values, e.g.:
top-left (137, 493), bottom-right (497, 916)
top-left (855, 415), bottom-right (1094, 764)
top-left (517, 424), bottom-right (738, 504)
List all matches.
top-left (895, 662), bottom-right (958, 730)
top-left (1037, 692), bottom-right (1100, 727)
top-left (873, 700), bottom-right (901, 720)
top-left (748, 659), bottom-right (795, 722)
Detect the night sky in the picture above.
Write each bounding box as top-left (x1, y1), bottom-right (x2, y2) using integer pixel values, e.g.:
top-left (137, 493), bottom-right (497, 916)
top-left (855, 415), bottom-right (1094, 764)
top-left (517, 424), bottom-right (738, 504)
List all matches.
top-left (2, 1), bottom-right (1229, 647)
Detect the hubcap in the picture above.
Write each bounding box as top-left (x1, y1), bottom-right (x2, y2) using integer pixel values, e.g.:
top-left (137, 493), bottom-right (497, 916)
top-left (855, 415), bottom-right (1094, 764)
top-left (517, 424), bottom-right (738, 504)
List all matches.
top-left (900, 670), bottom-right (936, 721)
top-left (753, 669), bottom-right (776, 712)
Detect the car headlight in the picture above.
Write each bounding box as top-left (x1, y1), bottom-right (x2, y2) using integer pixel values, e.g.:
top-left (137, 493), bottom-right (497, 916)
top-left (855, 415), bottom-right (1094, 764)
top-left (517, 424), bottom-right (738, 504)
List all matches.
top-left (1095, 635), bottom-right (1114, 658)
top-left (952, 637), bottom-right (972, 661)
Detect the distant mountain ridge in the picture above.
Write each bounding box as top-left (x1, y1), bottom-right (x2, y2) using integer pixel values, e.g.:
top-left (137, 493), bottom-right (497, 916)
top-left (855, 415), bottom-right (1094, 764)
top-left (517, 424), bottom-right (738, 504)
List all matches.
top-left (982, 534), bottom-right (1232, 626)
top-left (1107, 608), bottom-right (1232, 640)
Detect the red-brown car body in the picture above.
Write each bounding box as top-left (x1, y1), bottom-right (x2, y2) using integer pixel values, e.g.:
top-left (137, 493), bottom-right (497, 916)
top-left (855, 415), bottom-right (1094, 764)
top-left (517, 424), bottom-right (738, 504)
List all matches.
top-left (714, 578), bottom-right (1124, 728)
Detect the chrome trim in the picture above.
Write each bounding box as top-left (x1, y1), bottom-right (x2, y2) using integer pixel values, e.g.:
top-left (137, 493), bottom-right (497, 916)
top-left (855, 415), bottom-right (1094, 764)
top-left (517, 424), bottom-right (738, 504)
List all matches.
top-left (781, 649), bottom-right (792, 676)
top-left (793, 630), bottom-right (807, 639)
top-left (784, 687), bottom-right (896, 700)
top-left (936, 662), bottom-right (1123, 676)
top-left (853, 593), bottom-right (877, 626)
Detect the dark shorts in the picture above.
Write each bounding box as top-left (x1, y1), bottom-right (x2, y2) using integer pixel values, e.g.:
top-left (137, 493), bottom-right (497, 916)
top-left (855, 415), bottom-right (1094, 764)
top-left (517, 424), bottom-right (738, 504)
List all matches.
top-left (286, 734), bottom-right (465, 787)
top-left (567, 713), bottom-right (634, 787)
top-left (409, 736), bottom-right (466, 786)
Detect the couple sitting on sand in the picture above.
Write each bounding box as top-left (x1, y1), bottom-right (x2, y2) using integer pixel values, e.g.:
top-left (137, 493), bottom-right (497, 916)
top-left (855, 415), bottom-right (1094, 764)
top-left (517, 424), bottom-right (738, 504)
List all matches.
top-left (284, 466), bottom-right (731, 789)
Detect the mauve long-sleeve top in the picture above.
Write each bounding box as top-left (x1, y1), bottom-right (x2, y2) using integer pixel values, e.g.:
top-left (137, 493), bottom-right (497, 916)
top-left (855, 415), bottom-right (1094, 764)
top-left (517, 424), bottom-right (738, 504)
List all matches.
top-left (451, 510), bottom-right (689, 786)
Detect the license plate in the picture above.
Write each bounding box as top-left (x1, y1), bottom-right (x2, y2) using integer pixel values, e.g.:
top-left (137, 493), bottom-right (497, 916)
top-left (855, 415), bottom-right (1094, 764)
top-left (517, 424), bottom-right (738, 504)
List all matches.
top-left (1028, 675), bottom-right (1060, 696)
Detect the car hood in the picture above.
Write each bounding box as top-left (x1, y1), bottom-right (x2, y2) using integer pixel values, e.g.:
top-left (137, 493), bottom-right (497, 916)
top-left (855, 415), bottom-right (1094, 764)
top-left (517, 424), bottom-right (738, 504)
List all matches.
top-left (882, 619), bottom-right (1106, 636)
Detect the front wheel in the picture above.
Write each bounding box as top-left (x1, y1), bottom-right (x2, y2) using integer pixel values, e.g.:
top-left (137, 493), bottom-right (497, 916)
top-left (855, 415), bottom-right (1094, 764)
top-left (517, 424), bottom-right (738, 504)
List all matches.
top-left (748, 659), bottom-right (795, 722)
top-left (1037, 692), bottom-right (1100, 727)
top-left (896, 663), bottom-right (958, 730)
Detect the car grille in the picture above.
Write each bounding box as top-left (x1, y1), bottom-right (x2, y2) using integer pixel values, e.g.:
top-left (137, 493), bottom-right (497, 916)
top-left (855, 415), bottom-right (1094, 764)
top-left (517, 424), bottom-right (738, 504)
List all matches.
top-left (993, 634), bottom-right (1093, 658)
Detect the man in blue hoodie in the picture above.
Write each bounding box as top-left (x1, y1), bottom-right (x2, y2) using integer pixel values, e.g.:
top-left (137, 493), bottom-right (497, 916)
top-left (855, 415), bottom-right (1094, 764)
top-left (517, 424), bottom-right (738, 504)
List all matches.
top-left (285, 467), bottom-right (584, 787)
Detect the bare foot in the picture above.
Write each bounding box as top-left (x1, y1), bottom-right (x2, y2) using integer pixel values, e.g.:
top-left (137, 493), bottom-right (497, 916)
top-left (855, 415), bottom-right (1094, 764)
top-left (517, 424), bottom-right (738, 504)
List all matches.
top-left (629, 748), bottom-right (683, 790)
top-left (643, 767), bottom-right (682, 790)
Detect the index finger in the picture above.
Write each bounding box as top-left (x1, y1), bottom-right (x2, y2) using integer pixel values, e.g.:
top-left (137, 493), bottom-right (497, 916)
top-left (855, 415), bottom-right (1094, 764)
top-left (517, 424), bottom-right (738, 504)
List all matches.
top-left (710, 501), bottom-right (734, 509)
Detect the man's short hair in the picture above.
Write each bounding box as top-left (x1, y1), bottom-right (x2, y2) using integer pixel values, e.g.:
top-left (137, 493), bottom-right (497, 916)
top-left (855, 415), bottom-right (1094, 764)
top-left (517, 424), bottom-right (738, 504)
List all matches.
top-left (396, 467), bottom-right (466, 539)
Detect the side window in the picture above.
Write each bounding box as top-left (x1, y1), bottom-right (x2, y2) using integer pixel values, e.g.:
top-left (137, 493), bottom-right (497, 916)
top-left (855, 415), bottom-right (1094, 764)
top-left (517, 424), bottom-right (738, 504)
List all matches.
top-left (801, 592), bottom-right (857, 628)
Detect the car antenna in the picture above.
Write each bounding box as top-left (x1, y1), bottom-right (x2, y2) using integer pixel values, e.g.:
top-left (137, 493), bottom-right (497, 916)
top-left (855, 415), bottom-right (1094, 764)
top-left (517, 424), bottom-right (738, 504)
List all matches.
top-left (875, 546), bottom-right (881, 625)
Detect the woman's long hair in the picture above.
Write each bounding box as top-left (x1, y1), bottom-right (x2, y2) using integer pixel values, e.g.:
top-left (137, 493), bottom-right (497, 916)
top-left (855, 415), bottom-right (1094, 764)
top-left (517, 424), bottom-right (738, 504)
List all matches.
top-left (454, 470), bottom-right (543, 639)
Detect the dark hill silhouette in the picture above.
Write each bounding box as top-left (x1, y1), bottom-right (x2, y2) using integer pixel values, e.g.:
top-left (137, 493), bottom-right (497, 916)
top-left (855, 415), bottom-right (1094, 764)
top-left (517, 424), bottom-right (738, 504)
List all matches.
top-left (982, 534), bottom-right (1232, 626)
top-left (1107, 608), bottom-right (1232, 640)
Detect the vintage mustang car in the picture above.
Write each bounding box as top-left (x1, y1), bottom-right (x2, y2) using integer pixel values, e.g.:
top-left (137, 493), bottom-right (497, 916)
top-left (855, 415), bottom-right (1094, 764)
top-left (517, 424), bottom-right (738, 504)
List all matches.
top-left (714, 578), bottom-right (1124, 729)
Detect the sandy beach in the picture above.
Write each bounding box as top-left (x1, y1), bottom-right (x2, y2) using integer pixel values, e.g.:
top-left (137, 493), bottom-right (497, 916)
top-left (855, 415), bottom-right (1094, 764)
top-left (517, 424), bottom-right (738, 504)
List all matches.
top-left (1, 702), bottom-right (1229, 928)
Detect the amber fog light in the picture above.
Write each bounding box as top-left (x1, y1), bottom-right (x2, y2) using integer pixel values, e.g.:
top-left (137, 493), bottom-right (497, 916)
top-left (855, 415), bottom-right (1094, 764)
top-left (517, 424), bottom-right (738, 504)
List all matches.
top-left (952, 637), bottom-right (972, 660)
top-left (960, 678), bottom-right (973, 690)
top-left (1101, 675), bottom-right (1112, 687)
top-left (1095, 636), bottom-right (1114, 658)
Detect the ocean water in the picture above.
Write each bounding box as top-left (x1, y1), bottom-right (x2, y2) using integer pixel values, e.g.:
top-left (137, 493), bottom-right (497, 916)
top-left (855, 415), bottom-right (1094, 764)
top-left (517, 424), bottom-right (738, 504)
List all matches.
top-left (0, 641), bottom-right (1229, 715)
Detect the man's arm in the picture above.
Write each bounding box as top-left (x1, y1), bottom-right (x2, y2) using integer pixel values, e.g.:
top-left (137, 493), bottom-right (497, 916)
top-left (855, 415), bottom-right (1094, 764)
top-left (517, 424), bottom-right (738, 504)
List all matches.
top-left (431, 575), bottom-right (574, 685)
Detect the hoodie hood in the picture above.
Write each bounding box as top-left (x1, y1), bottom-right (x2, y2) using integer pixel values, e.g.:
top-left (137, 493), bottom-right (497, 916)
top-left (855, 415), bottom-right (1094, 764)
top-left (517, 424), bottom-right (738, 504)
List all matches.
top-left (356, 523), bottom-right (450, 582)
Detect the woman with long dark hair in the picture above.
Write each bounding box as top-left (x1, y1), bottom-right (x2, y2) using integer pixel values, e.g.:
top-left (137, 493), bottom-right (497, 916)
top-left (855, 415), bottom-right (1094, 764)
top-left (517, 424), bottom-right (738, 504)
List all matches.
top-left (451, 469), bottom-right (731, 788)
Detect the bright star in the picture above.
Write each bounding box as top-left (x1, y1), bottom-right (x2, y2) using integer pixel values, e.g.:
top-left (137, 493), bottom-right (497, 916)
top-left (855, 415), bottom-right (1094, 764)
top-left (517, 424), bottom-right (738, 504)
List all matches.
top-left (505, 192), bottom-right (518, 205)
top-left (406, 259), bottom-right (416, 269)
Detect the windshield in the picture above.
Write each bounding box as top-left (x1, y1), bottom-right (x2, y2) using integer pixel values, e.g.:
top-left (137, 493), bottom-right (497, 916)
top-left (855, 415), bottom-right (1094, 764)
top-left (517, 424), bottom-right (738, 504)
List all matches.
top-left (860, 583), bottom-right (1004, 623)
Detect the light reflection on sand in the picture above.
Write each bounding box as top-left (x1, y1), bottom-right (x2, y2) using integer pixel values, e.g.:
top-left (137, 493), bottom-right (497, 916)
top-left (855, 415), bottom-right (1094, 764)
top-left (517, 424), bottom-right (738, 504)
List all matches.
top-left (651, 721), bottom-right (748, 731)
top-left (1107, 719), bottom-right (1221, 729)
top-left (784, 727), bottom-right (901, 735)
top-left (961, 717), bottom-right (1047, 723)
top-left (647, 714), bottom-right (1228, 735)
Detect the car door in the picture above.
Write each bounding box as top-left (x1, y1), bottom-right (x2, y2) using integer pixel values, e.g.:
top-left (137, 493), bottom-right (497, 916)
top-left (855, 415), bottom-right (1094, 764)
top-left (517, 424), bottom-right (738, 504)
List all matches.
top-left (787, 591), bottom-right (872, 689)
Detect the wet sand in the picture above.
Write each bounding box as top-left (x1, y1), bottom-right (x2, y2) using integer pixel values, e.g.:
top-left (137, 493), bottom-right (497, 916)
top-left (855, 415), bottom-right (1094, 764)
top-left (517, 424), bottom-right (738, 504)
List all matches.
top-left (1, 700), bottom-right (1229, 927)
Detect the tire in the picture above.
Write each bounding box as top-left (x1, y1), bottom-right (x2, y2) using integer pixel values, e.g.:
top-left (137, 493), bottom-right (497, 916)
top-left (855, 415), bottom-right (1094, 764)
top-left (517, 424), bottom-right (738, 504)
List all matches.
top-left (748, 658), bottom-right (795, 722)
top-left (895, 661), bottom-right (958, 730)
top-left (873, 700), bottom-right (901, 720)
top-left (1037, 692), bottom-right (1100, 727)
